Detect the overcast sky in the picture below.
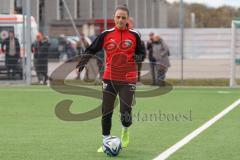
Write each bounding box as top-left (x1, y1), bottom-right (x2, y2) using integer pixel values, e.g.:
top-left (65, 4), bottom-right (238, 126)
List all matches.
top-left (166, 0), bottom-right (240, 8)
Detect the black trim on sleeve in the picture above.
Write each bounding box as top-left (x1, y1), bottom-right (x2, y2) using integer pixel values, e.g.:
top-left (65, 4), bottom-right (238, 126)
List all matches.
top-left (129, 30), bottom-right (146, 63)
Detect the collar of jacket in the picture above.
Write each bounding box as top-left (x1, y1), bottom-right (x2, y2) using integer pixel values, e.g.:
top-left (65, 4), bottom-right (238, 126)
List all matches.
top-left (114, 26), bottom-right (128, 32)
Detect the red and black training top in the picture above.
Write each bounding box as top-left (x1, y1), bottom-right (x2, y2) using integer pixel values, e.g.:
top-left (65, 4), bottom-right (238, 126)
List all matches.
top-left (76, 26), bottom-right (145, 83)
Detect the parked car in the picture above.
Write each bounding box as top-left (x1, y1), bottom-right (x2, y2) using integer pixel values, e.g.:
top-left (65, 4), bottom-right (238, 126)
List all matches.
top-left (47, 37), bottom-right (60, 59)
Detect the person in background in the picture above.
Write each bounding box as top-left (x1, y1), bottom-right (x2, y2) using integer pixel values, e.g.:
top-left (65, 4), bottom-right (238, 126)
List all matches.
top-left (146, 32), bottom-right (156, 85)
top-left (127, 17), bottom-right (146, 82)
top-left (1, 30), bottom-right (20, 80)
top-left (89, 27), bottom-right (105, 80)
top-left (58, 34), bottom-right (67, 61)
top-left (75, 32), bottom-right (91, 80)
top-left (39, 36), bottom-right (50, 85)
top-left (32, 32), bottom-right (42, 84)
top-left (151, 34), bottom-right (170, 86)
top-left (66, 41), bottom-right (76, 59)
top-left (32, 33), bottom-right (50, 85)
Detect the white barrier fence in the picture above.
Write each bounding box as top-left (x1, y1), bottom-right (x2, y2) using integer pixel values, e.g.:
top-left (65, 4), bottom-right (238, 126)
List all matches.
top-left (137, 28), bottom-right (240, 59)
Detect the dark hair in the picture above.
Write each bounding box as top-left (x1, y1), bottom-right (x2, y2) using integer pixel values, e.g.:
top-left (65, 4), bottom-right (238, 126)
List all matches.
top-left (114, 5), bottom-right (129, 16)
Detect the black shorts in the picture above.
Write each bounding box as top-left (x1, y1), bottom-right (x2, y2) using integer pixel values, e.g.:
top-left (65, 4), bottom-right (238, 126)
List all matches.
top-left (101, 79), bottom-right (136, 116)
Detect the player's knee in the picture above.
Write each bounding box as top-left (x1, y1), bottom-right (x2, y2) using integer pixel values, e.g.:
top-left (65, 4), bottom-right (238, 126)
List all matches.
top-left (121, 112), bottom-right (132, 127)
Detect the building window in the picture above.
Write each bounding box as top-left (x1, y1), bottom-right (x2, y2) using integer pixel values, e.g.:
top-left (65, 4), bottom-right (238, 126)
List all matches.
top-left (39, 0), bottom-right (44, 23)
top-left (77, 0), bottom-right (80, 18)
top-left (59, 0), bottom-right (64, 20)
top-left (15, 0), bottom-right (22, 13)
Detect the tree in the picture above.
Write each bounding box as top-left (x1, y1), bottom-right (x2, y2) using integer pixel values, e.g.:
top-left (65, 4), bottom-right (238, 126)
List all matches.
top-left (235, 8), bottom-right (240, 18)
top-left (167, 2), bottom-right (237, 28)
top-left (167, 2), bottom-right (180, 28)
top-left (214, 6), bottom-right (235, 27)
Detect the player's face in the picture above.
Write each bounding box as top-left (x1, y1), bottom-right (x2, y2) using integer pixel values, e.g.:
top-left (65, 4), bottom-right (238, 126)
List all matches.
top-left (114, 9), bottom-right (129, 30)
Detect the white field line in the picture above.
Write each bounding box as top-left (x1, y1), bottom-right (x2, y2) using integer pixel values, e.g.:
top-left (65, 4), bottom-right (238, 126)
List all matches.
top-left (153, 98), bottom-right (240, 160)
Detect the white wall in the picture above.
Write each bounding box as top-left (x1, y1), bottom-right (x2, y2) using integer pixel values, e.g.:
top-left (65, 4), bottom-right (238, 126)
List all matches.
top-left (0, 0), bottom-right (14, 14)
top-left (137, 28), bottom-right (240, 59)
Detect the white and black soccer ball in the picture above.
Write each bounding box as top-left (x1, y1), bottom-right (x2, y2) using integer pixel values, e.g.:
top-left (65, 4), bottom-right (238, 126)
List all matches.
top-left (103, 136), bottom-right (122, 157)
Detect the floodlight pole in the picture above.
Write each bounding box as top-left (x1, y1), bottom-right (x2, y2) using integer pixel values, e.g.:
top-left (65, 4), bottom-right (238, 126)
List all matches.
top-left (22, 0), bottom-right (26, 82)
top-left (89, 0), bottom-right (93, 19)
top-left (151, 0), bottom-right (154, 27)
top-left (230, 21), bottom-right (236, 87)
top-left (103, 0), bottom-right (107, 30)
top-left (179, 0), bottom-right (184, 81)
top-left (26, 0), bottom-right (32, 85)
top-left (135, 0), bottom-right (138, 27)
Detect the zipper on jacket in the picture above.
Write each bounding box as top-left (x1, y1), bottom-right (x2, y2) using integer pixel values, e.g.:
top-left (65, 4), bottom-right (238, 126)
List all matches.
top-left (120, 30), bottom-right (122, 42)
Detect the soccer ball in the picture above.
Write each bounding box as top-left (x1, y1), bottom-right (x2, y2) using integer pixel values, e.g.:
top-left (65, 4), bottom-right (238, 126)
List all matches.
top-left (103, 136), bottom-right (122, 157)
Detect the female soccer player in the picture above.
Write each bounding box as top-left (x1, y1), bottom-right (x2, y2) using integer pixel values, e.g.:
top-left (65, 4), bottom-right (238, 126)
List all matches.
top-left (76, 5), bottom-right (145, 152)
